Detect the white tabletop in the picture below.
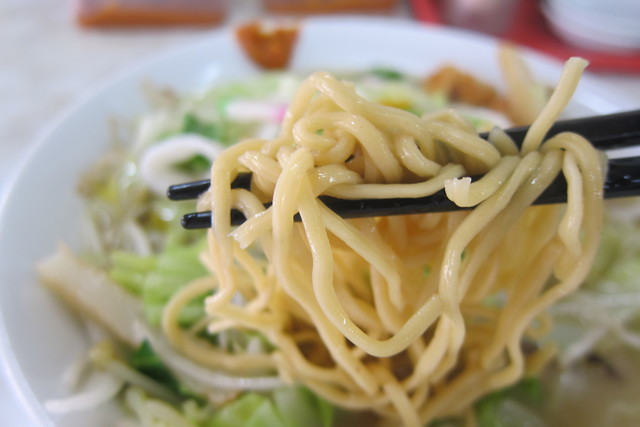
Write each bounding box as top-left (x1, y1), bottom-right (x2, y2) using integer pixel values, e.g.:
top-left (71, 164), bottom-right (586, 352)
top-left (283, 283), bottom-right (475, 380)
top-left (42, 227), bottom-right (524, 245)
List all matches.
top-left (1, 0), bottom-right (639, 425)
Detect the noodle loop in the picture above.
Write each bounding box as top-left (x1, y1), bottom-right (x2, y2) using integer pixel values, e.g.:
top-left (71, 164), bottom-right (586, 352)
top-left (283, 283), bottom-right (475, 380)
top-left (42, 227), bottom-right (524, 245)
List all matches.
top-left (165, 62), bottom-right (603, 426)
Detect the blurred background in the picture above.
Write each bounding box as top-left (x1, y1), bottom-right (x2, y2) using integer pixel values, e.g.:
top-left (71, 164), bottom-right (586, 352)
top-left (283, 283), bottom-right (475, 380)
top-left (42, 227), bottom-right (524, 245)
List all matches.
top-left (2, 0), bottom-right (639, 187)
top-left (1, 0), bottom-right (639, 422)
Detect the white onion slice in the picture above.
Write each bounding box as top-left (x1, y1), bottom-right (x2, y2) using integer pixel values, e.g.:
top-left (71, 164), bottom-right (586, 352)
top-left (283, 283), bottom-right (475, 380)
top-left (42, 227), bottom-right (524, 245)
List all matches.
top-left (141, 325), bottom-right (283, 391)
top-left (139, 134), bottom-right (224, 196)
top-left (44, 371), bottom-right (123, 414)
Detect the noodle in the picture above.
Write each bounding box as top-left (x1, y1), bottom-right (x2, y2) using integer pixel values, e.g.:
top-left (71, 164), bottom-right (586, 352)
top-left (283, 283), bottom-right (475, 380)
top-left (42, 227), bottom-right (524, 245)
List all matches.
top-left (160, 58), bottom-right (604, 426)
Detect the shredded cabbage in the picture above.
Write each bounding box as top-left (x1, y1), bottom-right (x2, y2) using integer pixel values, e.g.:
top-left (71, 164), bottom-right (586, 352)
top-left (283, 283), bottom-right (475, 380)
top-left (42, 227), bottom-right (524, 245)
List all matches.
top-left (41, 71), bottom-right (640, 426)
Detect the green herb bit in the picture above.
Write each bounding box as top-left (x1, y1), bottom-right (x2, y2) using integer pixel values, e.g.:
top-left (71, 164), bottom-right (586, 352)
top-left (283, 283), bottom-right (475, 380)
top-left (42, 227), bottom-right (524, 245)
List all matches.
top-left (173, 154), bottom-right (211, 174)
top-left (182, 113), bottom-right (219, 140)
top-left (474, 377), bottom-right (543, 427)
top-left (371, 68), bottom-right (405, 80)
top-left (130, 340), bottom-right (205, 404)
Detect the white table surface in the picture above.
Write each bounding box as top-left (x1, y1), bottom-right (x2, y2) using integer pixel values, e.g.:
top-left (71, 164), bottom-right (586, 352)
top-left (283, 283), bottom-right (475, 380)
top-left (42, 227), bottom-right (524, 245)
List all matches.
top-left (1, 0), bottom-right (639, 425)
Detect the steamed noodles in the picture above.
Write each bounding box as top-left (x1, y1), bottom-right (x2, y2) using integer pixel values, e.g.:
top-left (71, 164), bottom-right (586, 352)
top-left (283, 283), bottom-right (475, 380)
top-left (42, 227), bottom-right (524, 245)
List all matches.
top-left (161, 58), bottom-right (604, 426)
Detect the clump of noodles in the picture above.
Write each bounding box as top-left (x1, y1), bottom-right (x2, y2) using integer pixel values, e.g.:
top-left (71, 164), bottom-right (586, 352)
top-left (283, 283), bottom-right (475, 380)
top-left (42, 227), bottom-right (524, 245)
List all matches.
top-left (163, 58), bottom-right (604, 426)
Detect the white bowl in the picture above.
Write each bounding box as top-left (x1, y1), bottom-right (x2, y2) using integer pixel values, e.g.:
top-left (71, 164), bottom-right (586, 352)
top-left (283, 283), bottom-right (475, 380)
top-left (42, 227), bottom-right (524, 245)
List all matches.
top-left (0, 16), bottom-right (637, 426)
top-left (551, 0), bottom-right (640, 22)
top-left (544, 0), bottom-right (640, 52)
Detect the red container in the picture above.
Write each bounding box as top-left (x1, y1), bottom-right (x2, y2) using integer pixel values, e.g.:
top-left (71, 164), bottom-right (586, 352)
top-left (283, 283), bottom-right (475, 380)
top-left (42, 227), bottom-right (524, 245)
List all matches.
top-left (263, 0), bottom-right (398, 14)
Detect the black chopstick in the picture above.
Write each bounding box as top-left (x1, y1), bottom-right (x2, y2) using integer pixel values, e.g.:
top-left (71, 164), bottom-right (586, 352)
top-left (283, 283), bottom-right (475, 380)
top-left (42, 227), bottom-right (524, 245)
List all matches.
top-left (166, 109), bottom-right (640, 229)
top-left (167, 173), bottom-right (253, 201)
top-left (178, 156), bottom-right (640, 229)
top-left (493, 108), bottom-right (640, 151)
top-left (167, 109), bottom-right (640, 202)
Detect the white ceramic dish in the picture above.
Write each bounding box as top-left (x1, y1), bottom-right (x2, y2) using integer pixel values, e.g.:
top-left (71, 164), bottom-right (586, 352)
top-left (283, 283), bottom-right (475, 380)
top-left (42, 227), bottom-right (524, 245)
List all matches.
top-left (543, 1), bottom-right (640, 52)
top-left (0, 17), bottom-right (637, 427)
